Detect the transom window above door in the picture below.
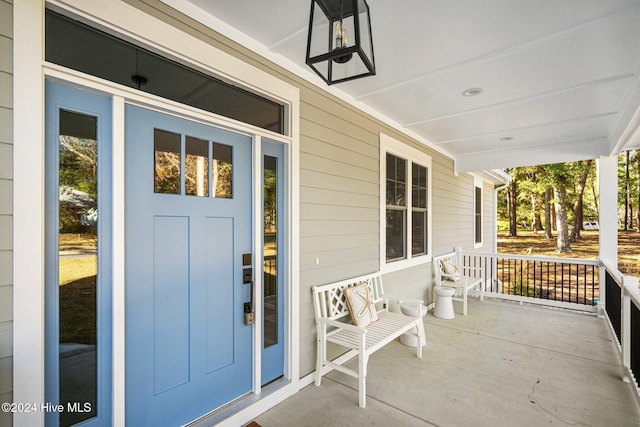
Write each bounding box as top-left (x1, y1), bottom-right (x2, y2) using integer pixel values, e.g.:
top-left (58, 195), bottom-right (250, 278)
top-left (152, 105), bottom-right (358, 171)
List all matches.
top-left (154, 128), bottom-right (233, 198)
top-left (45, 9), bottom-right (285, 135)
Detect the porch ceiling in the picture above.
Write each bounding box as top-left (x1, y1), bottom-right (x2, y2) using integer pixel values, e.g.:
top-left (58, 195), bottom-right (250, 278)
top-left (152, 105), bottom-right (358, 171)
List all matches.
top-left (167, 0), bottom-right (640, 173)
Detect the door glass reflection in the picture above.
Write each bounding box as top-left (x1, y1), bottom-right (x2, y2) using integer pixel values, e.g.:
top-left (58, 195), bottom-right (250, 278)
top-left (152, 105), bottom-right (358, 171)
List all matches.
top-left (264, 155), bottom-right (278, 348)
top-left (154, 129), bottom-right (181, 194)
top-left (58, 109), bottom-right (98, 426)
top-left (185, 136), bottom-right (209, 197)
top-left (213, 143), bottom-right (233, 198)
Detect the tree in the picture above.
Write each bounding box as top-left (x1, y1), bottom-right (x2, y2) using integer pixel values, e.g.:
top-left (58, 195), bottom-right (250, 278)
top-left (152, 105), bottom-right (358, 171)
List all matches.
top-left (542, 163), bottom-right (575, 252)
top-left (509, 178), bottom-right (518, 237)
top-left (570, 160), bottom-right (592, 242)
top-left (618, 150), bottom-right (640, 231)
top-left (637, 151), bottom-right (640, 232)
top-left (544, 187), bottom-right (553, 239)
top-left (625, 150), bottom-right (630, 231)
top-left (532, 193), bottom-right (543, 232)
top-left (496, 160), bottom-right (599, 247)
top-left (553, 177), bottom-right (571, 252)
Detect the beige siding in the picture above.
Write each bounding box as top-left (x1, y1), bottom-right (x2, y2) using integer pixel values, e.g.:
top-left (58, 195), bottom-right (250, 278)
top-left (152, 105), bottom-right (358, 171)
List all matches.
top-left (0, 0), bottom-right (12, 425)
top-left (104, 0), bottom-right (500, 379)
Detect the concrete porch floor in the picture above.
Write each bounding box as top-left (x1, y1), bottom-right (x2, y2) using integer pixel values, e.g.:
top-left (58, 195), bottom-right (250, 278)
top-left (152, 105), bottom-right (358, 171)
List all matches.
top-left (254, 298), bottom-right (640, 427)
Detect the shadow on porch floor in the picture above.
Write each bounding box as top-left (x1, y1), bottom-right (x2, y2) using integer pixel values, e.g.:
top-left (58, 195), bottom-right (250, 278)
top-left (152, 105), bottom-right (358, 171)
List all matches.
top-left (255, 299), bottom-right (640, 427)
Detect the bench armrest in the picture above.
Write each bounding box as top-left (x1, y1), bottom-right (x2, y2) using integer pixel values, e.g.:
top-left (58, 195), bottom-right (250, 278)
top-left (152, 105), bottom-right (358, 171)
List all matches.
top-left (318, 317), bottom-right (366, 335)
top-left (440, 273), bottom-right (463, 281)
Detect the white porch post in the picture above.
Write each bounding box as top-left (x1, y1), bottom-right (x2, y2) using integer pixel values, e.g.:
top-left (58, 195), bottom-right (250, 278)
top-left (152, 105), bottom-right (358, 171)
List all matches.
top-left (598, 154), bottom-right (619, 314)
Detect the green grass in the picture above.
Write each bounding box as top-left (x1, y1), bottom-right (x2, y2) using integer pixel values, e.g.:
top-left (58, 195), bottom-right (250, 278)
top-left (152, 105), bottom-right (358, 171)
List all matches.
top-left (59, 256), bottom-right (97, 286)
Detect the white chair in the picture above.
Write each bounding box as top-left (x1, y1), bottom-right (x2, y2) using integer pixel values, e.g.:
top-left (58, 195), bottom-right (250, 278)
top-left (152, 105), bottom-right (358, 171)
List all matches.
top-left (433, 248), bottom-right (483, 316)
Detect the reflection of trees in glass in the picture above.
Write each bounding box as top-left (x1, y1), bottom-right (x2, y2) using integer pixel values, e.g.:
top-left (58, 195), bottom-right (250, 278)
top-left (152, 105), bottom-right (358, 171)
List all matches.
top-left (264, 168), bottom-right (277, 233)
top-left (213, 160), bottom-right (233, 198)
top-left (154, 151), bottom-right (181, 194)
top-left (59, 135), bottom-right (97, 234)
top-left (185, 154), bottom-right (208, 197)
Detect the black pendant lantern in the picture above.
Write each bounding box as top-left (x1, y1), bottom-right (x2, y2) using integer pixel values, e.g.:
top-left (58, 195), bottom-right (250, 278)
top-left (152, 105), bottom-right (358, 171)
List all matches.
top-left (306, 0), bottom-right (376, 85)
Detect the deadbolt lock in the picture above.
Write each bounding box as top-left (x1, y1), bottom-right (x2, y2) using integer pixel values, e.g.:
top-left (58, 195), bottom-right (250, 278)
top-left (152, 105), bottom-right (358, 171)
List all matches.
top-left (243, 268), bottom-right (253, 284)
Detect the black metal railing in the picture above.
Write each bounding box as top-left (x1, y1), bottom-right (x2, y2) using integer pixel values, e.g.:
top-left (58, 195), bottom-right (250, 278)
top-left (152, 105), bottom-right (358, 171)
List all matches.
top-left (631, 301), bottom-right (640, 387)
top-left (460, 252), bottom-right (599, 308)
top-left (264, 255), bottom-right (278, 297)
top-left (606, 268), bottom-right (622, 342)
top-left (601, 261), bottom-right (640, 398)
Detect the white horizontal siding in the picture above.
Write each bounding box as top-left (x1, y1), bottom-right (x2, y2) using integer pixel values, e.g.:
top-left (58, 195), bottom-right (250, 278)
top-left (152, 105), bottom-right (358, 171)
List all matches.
top-left (298, 96), bottom-right (383, 374)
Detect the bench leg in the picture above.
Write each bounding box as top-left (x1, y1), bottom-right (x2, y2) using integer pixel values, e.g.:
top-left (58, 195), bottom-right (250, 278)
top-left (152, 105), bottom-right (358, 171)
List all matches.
top-left (315, 324), bottom-right (326, 386)
top-left (463, 288), bottom-right (468, 316)
top-left (416, 321), bottom-right (424, 358)
top-left (358, 351), bottom-right (368, 408)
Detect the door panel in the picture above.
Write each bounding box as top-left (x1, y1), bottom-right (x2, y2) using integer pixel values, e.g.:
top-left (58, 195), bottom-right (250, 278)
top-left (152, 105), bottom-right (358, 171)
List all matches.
top-left (205, 217), bottom-right (235, 372)
top-left (125, 105), bottom-right (252, 426)
top-left (152, 215), bottom-right (190, 394)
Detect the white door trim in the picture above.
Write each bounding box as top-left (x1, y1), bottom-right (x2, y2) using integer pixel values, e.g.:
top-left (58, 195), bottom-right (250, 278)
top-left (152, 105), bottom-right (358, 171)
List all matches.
top-left (13, 1), bottom-right (45, 425)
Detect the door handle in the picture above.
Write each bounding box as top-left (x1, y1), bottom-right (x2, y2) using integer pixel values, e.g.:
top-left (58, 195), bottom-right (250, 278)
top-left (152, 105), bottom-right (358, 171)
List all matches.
top-left (243, 279), bottom-right (254, 325)
top-left (242, 258), bottom-right (254, 325)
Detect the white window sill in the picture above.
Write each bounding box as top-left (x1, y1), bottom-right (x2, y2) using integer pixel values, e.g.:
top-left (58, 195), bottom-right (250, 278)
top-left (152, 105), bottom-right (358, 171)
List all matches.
top-left (382, 254), bottom-right (432, 274)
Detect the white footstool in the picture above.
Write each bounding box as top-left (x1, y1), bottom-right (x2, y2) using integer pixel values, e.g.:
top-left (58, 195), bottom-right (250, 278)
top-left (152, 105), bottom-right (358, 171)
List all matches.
top-left (400, 303), bottom-right (427, 347)
top-left (434, 287), bottom-right (455, 319)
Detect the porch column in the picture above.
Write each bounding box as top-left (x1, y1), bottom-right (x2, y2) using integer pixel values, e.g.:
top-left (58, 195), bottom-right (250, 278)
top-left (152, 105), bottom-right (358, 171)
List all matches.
top-left (598, 154), bottom-right (618, 313)
top-left (598, 155), bottom-right (618, 266)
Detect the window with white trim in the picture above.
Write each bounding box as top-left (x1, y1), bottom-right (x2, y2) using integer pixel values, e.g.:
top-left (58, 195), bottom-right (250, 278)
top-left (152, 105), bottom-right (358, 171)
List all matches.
top-left (474, 176), bottom-right (483, 248)
top-left (381, 133), bottom-right (432, 272)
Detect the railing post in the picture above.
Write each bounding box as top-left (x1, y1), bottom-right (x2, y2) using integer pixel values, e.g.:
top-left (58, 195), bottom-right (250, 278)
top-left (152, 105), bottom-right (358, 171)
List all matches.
top-left (622, 276), bottom-right (638, 383)
top-left (598, 266), bottom-right (607, 318)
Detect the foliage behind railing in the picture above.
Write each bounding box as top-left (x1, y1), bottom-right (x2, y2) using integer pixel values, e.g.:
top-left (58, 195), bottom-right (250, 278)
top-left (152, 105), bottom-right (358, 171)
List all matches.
top-left (459, 251), bottom-right (599, 309)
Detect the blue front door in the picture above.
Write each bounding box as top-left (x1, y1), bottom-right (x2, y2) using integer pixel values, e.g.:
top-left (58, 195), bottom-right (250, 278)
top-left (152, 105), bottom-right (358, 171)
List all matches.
top-left (125, 105), bottom-right (253, 426)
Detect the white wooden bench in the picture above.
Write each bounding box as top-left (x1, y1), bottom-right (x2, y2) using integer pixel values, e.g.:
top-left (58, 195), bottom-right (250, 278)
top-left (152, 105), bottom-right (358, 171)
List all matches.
top-left (312, 272), bottom-right (425, 408)
top-left (433, 248), bottom-right (483, 316)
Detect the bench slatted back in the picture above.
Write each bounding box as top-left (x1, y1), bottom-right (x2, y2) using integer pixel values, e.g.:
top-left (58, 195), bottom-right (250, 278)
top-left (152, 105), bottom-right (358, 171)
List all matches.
top-left (433, 253), bottom-right (457, 275)
top-left (312, 273), bottom-right (384, 322)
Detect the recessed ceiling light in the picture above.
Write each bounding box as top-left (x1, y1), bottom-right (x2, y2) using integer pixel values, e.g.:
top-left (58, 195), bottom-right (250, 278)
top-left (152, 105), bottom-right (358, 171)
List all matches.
top-left (462, 87), bottom-right (483, 97)
top-left (500, 136), bottom-right (514, 141)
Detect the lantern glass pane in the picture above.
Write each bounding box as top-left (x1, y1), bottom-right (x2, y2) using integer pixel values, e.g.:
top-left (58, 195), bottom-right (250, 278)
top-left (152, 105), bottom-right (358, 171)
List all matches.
top-left (308, 4), bottom-right (331, 59)
top-left (358, 0), bottom-right (374, 63)
top-left (330, 53), bottom-right (368, 82)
